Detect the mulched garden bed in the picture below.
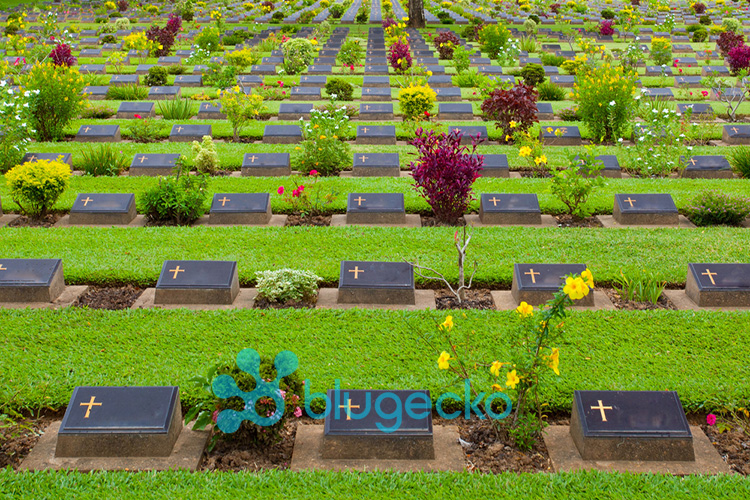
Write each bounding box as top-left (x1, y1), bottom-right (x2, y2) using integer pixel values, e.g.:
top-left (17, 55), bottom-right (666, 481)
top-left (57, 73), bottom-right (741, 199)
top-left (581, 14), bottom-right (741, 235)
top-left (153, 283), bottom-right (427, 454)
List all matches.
top-left (73, 285), bottom-right (143, 310)
top-left (0, 417), bottom-right (53, 469)
top-left (285, 214), bottom-right (332, 226)
top-left (420, 215), bottom-right (466, 227)
top-left (519, 170), bottom-right (553, 178)
top-left (604, 288), bottom-right (677, 311)
top-left (436, 289), bottom-right (495, 310)
top-left (7, 214), bottom-right (61, 228)
top-left (555, 214), bottom-right (604, 228)
top-left (704, 424), bottom-right (750, 475)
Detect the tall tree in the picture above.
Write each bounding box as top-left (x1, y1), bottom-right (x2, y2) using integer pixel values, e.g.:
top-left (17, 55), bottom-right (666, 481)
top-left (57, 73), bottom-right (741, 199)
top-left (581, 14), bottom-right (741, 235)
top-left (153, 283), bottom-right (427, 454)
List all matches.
top-left (408, 0), bottom-right (426, 28)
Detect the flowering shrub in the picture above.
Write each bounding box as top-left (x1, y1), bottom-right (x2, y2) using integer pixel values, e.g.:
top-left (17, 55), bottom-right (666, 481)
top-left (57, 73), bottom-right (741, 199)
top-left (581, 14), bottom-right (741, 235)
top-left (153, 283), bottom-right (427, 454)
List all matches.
top-left (194, 27), bottom-right (223, 53)
top-left (388, 39), bottom-right (412, 73)
top-left (728, 44), bottom-right (750, 75)
top-left (717, 31), bottom-right (745, 57)
top-left (128, 114), bottom-right (165, 143)
top-left (409, 128), bottom-right (483, 224)
top-left (650, 37), bottom-right (672, 66)
top-left (146, 14), bottom-right (181, 57)
top-left (515, 130), bottom-right (548, 174)
top-left (481, 83), bottom-right (539, 142)
top-left (398, 84), bottom-right (437, 121)
top-left (281, 38), bottom-right (315, 75)
top-left (382, 17), bottom-right (398, 30)
top-left (432, 270), bottom-right (594, 449)
top-left (572, 63), bottom-right (638, 142)
top-left (684, 191), bottom-right (750, 226)
top-left (338, 39), bottom-right (364, 67)
top-left (48, 43), bottom-right (76, 67)
top-left (140, 162), bottom-right (208, 225)
top-left (253, 81), bottom-right (288, 101)
top-left (434, 31), bottom-right (460, 60)
top-left (0, 83), bottom-right (33, 173)
top-left (278, 171), bottom-right (338, 216)
top-left (19, 62), bottom-right (87, 142)
top-left (692, 2), bottom-right (706, 13)
top-left (550, 149), bottom-right (604, 218)
top-left (478, 24), bottom-right (510, 59)
top-left (255, 269), bottom-right (321, 304)
top-left (5, 158), bottom-right (70, 218)
top-left (598, 20), bottom-right (615, 36)
top-left (218, 86), bottom-right (266, 141)
top-left (225, 47), bottom-right (261, 72)
top-left (298, 106), bottom-right (351, 176)
top-left (192, 135), bottom-right (219, 174)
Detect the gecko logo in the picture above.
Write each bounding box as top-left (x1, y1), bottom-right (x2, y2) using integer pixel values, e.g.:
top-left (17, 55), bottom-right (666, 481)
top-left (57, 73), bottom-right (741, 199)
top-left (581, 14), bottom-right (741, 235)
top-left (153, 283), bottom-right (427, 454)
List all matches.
top-left (212, 348), bottom-right (299, 432)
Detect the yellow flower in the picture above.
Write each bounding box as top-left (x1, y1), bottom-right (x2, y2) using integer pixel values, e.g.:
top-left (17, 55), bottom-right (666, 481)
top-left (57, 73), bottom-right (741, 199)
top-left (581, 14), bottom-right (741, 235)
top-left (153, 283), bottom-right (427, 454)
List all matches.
top-left (319, 135), bottom-right (326, 139)
top-left (506, 370), bottom-right (520, 389)
top-left (515, 301), bottom-right (533, 317)
top-left (509, 120), bottom-right (517, 128)
top-left (546, 127), bottom-right (553, 133)
top-left (402, 16), bottom-right (409, 21)
top-left (581, 268), bottom-right (594, 289)
top-left (505, 135), bottom-right (511, 141)
top-left (440, 315), bottom-right (454, 331)
top-left (519, 146), bottom-right (532, 158)
top-left (534, 156), bottom-right (543, 166)
top-left (492, 384), bottom-right (504, 392)
top-left (437, 351), bottom-right (452, 370)
top-left (490, 361), bottom-right (504, 377)
top-left (563, 276), bottom-right (589, 301)
top-left (547, 348), bottom-right (560, 376)
top-left (538, 155), bottom-right (547, 164)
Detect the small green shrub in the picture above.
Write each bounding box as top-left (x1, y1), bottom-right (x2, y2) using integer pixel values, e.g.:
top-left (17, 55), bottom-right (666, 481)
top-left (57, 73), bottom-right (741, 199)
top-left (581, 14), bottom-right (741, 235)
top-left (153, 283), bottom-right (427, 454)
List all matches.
top-left (549, 150), bottom-right (604, 218)
top-left (601, 8), bottom-right (615, 19)
top-left (684, 190), bottom-right (750, 227)
top-left (537, 81), bottom-right (566, 101)
top-left (144, 66), bottom-right (168, 86)
top-left (194, 26), bottom-right (223, 52)
top-left (167, 65), bottom-right (188, 75)
top-left (614, 272), bottom-right (665, 304)
top-left (158, 98), bottom-right (195, 120)
top-left (325, 78), bottom-right (354, 101)
top-left (329, 3), bottom-right (345, 18)
top-left (281, 38), bottom-right (314, 75)
top-left (520, 63), bottom-right (545, 86)
top-left (192, 136), bottom-right (219, 174)
top-left (338, 39), bottom-right (364, 67)
top-left (140, 162), bottom-right (208, 226)
top-left (540, 53), bottom-right (566, 67)
top-left (452, 45), bottom-right (471, 74)
top-left (255, 269), bottom-right (321, 304)
top-left (128, 115), bottom-right (165, 143)
top-left (398, 84), bottom-right (437, 121)
top-left (78, 143), bottom-right (129, 176)
top-left (453, 69), bottom-right (489, 88)
top-left (728, 145), bottom-right (750, 178)
top-left (80, 104), bottom-right (116, 119)
top-left (5, 158), bottom-right (70, 218)
top-left (107, 84), bottom-right (149, 100)
top-left (478, 24), bottom-right (510, 59)
top-left (691, 28), bottom-right (708, 43)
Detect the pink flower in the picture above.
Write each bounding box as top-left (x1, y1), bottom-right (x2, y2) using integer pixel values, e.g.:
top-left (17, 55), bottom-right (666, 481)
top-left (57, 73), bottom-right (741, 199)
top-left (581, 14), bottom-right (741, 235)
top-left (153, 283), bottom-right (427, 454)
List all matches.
top-left (134, 114), bottom-right (142, 119)
top-left (282, 91), bottom-right (286, 95)
top-left (294, 406), bottom-right (303, 418)
top-left (707, 414), bottom-right (717, 426)
top-left (211, 409), bottom-right (219, 423)
top-left (309, 169), bottom-right (318, 176)
top-left (277, 186), bottom-right (284, 195)
top-left (298, 185), bottom-right (305, 192)
top-left (279, 390), bottom-right (286, 399)
top-left (292, 188), bottom-right (300, 197)
top-left (701, 90), bottom-right (709, 97)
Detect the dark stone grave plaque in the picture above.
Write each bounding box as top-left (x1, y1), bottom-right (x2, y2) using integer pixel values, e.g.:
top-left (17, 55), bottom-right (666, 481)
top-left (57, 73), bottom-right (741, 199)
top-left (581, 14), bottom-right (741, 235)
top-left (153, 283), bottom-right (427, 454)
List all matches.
top-left (428, 75), bottom-right (453, 88)
top-left (469, 57), bottom-right (492, 65)
top-left (169, 124), bottom-right (211, 143)
top-left (361, 87), bottom-right (392, 101)
top-left (723, 125), bottom-right (750, 145)
top-left (237, 75), bottom-right (263, 87)
top-left (449, 126), bottom-right (487, 145)
top-left (278, 103), bottom-right (314, 120)
top-left (135, 64), bottom-right (155, 75)
top-left (676, 103), bottom-right (713, 117)
top-left (79, 49), bottom-right (102, 58)
top-left (540, 125), bottom-right (581, 145)
top-left (520, 57), bottom-right (542, 65)
top-left (438, 103), bottom-right (473, 121)
top-left (79, 64), bottom-right (106, 74)
top-left (109, 74), bottom-right (139, 86)
top-left (359, 103), bottom-right (394, 120)
top-left (290, 86), bottom-right (321, 100)
top-left (686, 263), bottom-right (750, 307)
top-left (477, 65), bottom-right (504, 75)
top-left (0, 258), bottom-right (65, 302)
top-left (241, 153), bottom-right (291, 176)
top-left (261, 57), bottom-right (284, 65)
top-left (572, 154), bottom-right (621, 178)
top-left (543, 66), bottom-right (559, 75)
top-left (434, 87), bottom-right (462, 102)
top-left (81, 86), bottom-right (109, 100)
top-left (263, 124), bottom-right (302, 144)
top-left (155, 260), bottom-right (240, 305)
top-left (570, 390), bottom-right (693, 461)
top-left (322, 389), bottom-right (433, 459)
top-left (251, 65), bottom-right (277, 75)
top-left (346, 193), bottom-right (406, 224)
top-left (116, 101), bottom-right (155, 119)
top-left (338, 261), bottom-right (415, 304)
top-left (56, 386), bottom-right (182, 458)
top-left (645, 65), bottom-right (673, 76)
top-left (550, 75), bottom-right (575, 87)
top-left (363, 76), bottom-right (390, 88)
top-left (352, 152), bottom-right (400, 177)
top-left (129, 154), bottom-right (180, 177)
top-left (479, 193), bottom-right (541, 225)
top-left (613, 193), bottom-right (678, 225)
top-left (299, 75), bottom-right (327, 87)
top-left (511, 263), bottom-right (592, 306)
top-left (148, 86), bottom-right (181, 100)
top-left (307, 65), bottom-right (332, 75)
top-left (76, 125), bottom-right (121, 143)
top-left (174, 75), bottom-right (202, 87)
top-left (681, 155), bottom-right (732, 178)
top-left (157, 56), bottom-right (182, 66)
top-left (364, 65), bottom-right (389, 75)
top-left (209, 193), bottom-right (272, 225)
top-left (22, 153), bottom-right (72, 168)
top-left (702, 65), bottom-right (729, 76)
top-left (642, 87), bottom-right (674, 101)
top-left (365, 57), bottom-right (388, 66)
top-left (424, 65), bottom-right (445, 74)
top-left (356, 125), bottom-right (396, 145)
top-left (70, 193), bottom-right (136, 225)
top-left (196, 103), bottom-right (225, 120)
top-left (474, 154), bottom-right (508, 178)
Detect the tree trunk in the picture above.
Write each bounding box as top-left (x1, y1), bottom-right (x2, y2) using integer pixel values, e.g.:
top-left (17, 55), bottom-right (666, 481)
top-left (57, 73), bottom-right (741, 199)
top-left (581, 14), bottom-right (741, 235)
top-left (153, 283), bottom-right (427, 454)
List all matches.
top-left (408, 0), bottom-right (426, 28)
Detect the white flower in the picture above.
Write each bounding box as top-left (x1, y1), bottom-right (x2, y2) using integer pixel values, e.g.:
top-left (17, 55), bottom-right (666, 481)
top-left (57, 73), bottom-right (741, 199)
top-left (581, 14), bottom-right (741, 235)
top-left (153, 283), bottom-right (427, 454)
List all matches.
top-left (609, 100), bottom-right (615, 106)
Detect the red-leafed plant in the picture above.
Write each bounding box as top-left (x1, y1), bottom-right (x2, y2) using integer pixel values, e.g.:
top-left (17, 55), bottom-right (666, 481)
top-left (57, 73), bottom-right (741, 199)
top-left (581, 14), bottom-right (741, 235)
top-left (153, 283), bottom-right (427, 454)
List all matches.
top-left (481, 83), bottom-right (539, 142)
top-left (48, 43), bottom-right (77, 67)
top-left (692, 2), bottom-right (706, 14)
top-left (388, 39), bottom-right (412, 73)
top-left (382, 18), bottom-right (398, 30)
top-left (434, 31), bottom-right (460, 59)
top-left (409, 128), bottom-right (484, 224)
top-left (598, 20), bottom-right (615, 37)
top-left (550, 3), bottom-right (561, 13)
top-left (717, 31), bottom-right (745, 57)
top-left (728, 44), bottom-right (750, 75)
top-left (117, 0), bottom-right (128, 12)
top-left (146, 14), bottom-right (181, 57)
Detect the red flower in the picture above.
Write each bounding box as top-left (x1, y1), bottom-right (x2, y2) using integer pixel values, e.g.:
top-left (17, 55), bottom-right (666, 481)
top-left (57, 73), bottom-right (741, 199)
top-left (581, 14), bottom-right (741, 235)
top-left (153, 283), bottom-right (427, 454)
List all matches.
top-left (309, 169), bottom-right (318, 176)
top-left (134, 114), bottom-right (142, 119)
top-left (277, 186), bottom-right (284, 194)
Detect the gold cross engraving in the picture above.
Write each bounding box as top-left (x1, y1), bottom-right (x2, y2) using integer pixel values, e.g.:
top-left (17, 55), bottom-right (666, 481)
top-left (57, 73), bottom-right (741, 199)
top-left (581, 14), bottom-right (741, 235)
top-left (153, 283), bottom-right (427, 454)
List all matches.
top-left (339, 398), bottom-right (360, 421)
top-left (219, 196), bottom-right (230, 207)
top-left (176, 126), bottom-right (183, 133)
top-left (354, 196), bottom-right (366, 206)
top-left (524, 268), bottom-right (540, 284)
top-left (0, 264), bottom-right (6, 271)
top-left (348, 266), bottom-right (363, 279)
top-left (733, 127), bottom-right (739, 134)
top-left (362, 127), bottom-right (368, 133)
top-left (359, 155), bottom-right (368, 162)
top-left (488, 196), bottom-right (501, 206)
top-left (81, 197), bottom-right (93, 206)
top-left (248, 155), bottom-right (258, 163)
top-left (702, 268), bottom-right (717, 285)
top-left (169, 266), bottom-right (184, 279)
top-left (590, 400), bottom-right (613, 422)
top-left (83, 127), bottom-right (91, 133)
top-left (689, 158), bottom-right (697, 165)
top-left (80, 396), bottom-right (102, 419)
top-left (623, 197), bottom-right (636, 207)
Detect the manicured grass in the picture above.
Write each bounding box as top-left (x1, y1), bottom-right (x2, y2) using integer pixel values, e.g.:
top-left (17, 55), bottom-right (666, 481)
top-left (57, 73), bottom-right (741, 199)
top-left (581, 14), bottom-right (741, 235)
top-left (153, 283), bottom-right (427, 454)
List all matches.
top-left (2, 308), bottom-right (749, 411)
top-left (0, 224), bottom-right (747, 286)
top-left (1, 469), bottom-right (749, 499)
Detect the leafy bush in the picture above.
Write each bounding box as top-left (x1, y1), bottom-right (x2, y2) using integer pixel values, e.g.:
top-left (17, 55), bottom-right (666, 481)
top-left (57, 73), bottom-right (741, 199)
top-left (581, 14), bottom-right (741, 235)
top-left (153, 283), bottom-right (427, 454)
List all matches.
top-left (279, 39), bottom-right (313, 75)
top-left (203, 62), bottom-right (238, 89)
top-left (560, 55), bottom-right (589, 75)
top-left (537, 81), bottom-right (566, 101)
top-left (684, 191), bottom-right (750, 227)
top-left (478, 24), bottom-right (510, 59)
top-left (717, 31), bottom-right (745, 57)
top-left (218, 87), bottom-right (266, 141)
top-left (601, 8), bottom-right (615, 18)
top-left (167, 65), bottom-right (187, 75)
top-left (176, 0), bottom-right (194, 21)
top-left (454, 68), bottom-right (488, 88)
top-left (298, 107), bottom-right (352, 176)
top-left (699, 14), bottom-right (710, 25)
top-left (692, 2), bottom-right (706, 14)
top-left (107, 84), bottom-right (148, 101)
top-left (614, 272), bottom-right (665, 304)
top-left (144, 66), bottom-right (168, 86)
top-left (225, 47), bottom-right (260, 72)
top-left (192, 135), bottom-right (219, 174)
top-left (355, 7), bottom-right (368, 23)
top-left (20, 62), bottom-right (88, 142)
top-left (540, 53), bottom-right (566, 67)
top-left (520, 63), bottom-right (545, 87)
top-left (146, 14), bottom-right (181, 57)
top-left (434, 31), bottom-right (460, 60)
top-left (158, 98), bottom-right (195, 120)
top-left (409, 128), bottom-right (484, 224)
top-left (728, 45), bottom-right (750, 75)
top-left (194, 26), bottom-right (223, 53)
top-left (452, 44), bottom-right (471, 74)
top-left (388, 39), bottom-right (412, 73)
top-left (691, 28), bottom-right (708, 43)
top-left (80, 104), bottom-right (115, 119)
top-left (650, 37), bottom-right (672, 66)
top-left (549, 150), bottom-right (604, 218)
top-left (481, 83), bottom-right (538, 141)
top-left (48, 43), bottom-right (77, 67)
top-left (399, 84), bottom-right (437, 121)
top-left (0, 84), bottom-right (33, 173)
top-left (329, 3), bottom-right (345, 18)
top-left (572, 63), bottom-right (637, 142)
top-left (722, 17), bottom-right (743, 35)
top-left (79, 144), bottom-right (128, 176)
top-left (728, 145), bottom-right (750, 178)
top-left (558, 106), bottom-right (580, 121)
top-left (325, 78), bottom-right (354, 101)
top-left (5, 158), bottom-right (70, 218)
top-left (599, 20), bottom-right (615, 36)
top-left (255, 269), bottom-right (321, 304)
top-left (223, 30), bottom-right (252, 46)
top-left (338, 39), bottom-right (364, 67)
top-left (128, 114), bottom-right (165, 143)
top-left (141, 163), bottom-right (208, 225)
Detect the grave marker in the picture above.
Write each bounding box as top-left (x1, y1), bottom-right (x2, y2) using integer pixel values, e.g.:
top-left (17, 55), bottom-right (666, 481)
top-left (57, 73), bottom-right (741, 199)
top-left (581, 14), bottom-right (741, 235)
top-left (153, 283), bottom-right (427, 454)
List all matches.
top-left (155, 260), bottom-right (240, 305)
top-left (613, 193), bottom-right (679, 225)
top-left (0, 258), bottom-right (65, 302)
top-left (479, 193), bottom-right (542, 225)
top-left (76, 125), bottom-right (121, 143)
top-left (352, 153), bottom-right (400, 177)
top-left (338, 261), bottom-right (415, 305)
top-left (209, 193), bottom-right (272, 225)
top-left (129, 154), bottom-right (180, 177)
top-left (70, 193), bottom-right (137, 225)
top-left (356, 125), bottom-right (396, 145)
top-left (685, 263), bottom-right (750, 307)
top-left (511, 263), bottom-right (592, 306)
top-left (346, 193), bottom-right (406, 224)
top-left (241, 153), bottom-right (291, 176)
